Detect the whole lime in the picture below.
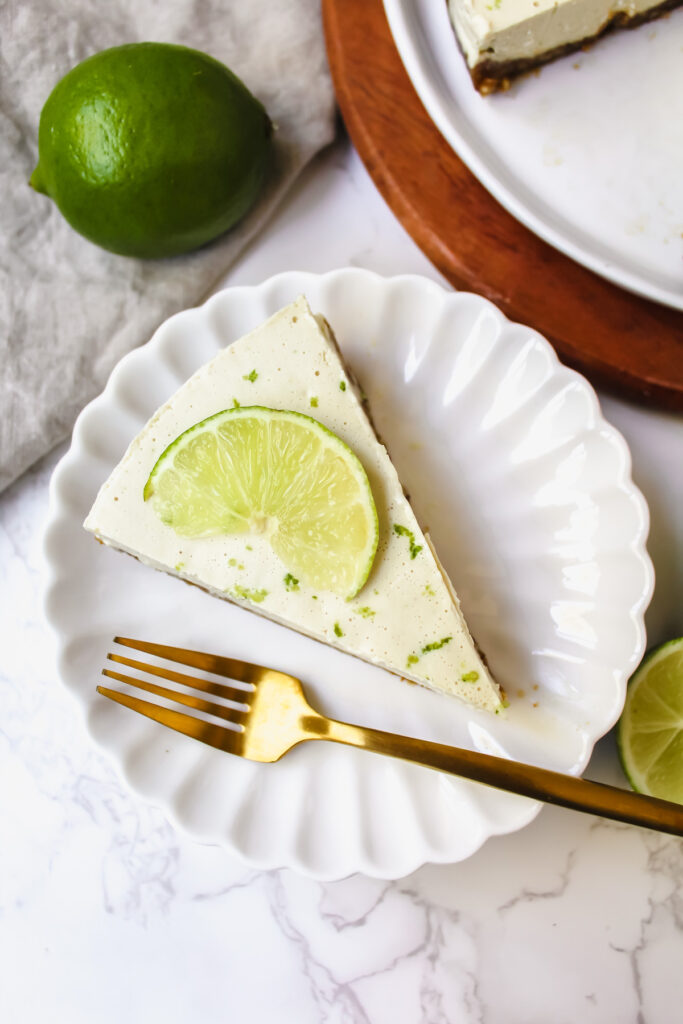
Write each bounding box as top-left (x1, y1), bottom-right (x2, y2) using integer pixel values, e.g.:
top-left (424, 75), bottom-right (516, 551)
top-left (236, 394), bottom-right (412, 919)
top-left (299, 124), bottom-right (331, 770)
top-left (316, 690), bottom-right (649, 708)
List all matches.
top-left (30, 43), bottom-right (273, 258)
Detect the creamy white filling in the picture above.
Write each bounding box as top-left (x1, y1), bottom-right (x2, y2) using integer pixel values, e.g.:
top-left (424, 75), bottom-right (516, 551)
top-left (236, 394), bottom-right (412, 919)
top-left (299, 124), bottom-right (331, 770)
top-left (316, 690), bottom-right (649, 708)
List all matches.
top-left (85, 296), bottom-right (502, 712)
top-left (449, 0), bottom-right (661, 67)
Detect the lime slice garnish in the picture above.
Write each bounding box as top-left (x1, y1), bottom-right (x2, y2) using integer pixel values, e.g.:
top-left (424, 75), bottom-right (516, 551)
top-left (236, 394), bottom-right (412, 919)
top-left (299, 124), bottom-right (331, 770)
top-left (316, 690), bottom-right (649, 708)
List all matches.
top-left (144, 406), bottom-right (379, 599)
top-left (617, 638), bottom-right (683, 803)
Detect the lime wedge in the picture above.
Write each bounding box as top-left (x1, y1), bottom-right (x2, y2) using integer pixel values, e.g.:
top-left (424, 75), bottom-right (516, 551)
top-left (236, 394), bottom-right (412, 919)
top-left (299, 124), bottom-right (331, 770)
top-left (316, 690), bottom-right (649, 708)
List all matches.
top-left (617, 638), bottom-right (683, 803)
top-left (144, 406), bottom-right (378, 599)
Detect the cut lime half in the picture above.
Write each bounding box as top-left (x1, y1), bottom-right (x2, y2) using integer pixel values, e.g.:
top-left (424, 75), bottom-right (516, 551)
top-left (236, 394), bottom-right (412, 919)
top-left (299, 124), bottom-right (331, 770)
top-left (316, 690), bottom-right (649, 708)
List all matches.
top-left (144, 406), bottom-right (379, 599)
top-left (617, 638), bottom-right (683, 804)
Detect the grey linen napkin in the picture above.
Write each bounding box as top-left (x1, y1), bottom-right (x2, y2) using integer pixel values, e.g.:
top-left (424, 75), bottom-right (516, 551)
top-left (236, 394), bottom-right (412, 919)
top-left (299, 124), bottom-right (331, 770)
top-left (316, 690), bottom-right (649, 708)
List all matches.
top-left (0, 0), bottom-right (336, 493)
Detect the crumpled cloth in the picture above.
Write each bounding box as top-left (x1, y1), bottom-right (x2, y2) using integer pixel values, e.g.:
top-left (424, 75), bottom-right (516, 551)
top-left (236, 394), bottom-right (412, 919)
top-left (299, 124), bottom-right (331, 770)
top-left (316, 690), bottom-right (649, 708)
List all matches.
top-left (0, 0), bottom-right (336, 492)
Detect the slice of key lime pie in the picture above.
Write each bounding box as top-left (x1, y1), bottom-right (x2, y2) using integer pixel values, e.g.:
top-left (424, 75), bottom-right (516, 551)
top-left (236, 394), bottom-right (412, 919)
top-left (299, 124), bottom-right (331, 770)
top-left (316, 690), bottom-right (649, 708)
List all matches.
top-left (448, 0), bottom-right (683, 93)
top-left (85, 297), bottom-right (502, 712)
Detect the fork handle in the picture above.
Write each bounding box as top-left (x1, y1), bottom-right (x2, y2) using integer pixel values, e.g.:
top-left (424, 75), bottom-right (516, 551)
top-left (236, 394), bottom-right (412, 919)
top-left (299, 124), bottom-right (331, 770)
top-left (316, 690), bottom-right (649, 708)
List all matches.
top-left (306, 715), bottom-right (683, 836)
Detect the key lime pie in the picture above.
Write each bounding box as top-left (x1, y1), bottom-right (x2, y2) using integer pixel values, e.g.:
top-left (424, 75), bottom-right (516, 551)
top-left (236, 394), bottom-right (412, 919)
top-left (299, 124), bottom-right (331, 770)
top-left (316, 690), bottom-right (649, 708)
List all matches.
top-left (448, 0), bottom-right (682, 93)
top-left (85, 297), bottom-right (502, 712)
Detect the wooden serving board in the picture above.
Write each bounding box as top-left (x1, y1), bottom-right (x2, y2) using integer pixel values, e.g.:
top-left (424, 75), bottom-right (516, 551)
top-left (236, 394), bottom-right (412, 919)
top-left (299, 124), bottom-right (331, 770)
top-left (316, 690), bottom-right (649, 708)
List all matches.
top-left (322, 0), bottom-right (683, 411)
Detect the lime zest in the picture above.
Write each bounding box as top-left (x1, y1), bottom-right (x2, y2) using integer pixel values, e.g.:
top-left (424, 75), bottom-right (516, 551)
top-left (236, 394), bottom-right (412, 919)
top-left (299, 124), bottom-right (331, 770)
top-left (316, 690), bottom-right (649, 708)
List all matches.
top-left (393, 523), bottom-right (423, 559)
top-left (232, 585), bottom-right (268, 604)
top-left (243, 369), bottom-right (258, 382)
top-left (421, 637), bottom-right (452, 654)
top-left (284, 573), bottom-right (300, 592)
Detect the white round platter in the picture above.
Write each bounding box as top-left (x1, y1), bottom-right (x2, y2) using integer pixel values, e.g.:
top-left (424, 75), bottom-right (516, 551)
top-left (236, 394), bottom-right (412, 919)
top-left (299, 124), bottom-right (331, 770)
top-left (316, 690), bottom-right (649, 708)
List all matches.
top-left (384, 0), bottom-right (683, 311)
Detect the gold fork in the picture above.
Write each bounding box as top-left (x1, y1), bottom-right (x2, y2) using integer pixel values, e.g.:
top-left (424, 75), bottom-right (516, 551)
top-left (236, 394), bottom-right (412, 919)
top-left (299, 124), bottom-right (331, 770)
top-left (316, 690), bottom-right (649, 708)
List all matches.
top-left (97, 637), bottom-right (683, 837)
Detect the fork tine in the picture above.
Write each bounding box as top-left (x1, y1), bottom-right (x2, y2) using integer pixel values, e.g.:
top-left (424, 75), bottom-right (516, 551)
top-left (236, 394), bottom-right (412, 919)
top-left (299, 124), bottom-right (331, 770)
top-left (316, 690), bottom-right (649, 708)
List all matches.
top-left (107, 653), bottom-right (252, 706)
top-left (97, 686), bottom-right (245, 756)
top-left (114, 636), bottom-right (266, 685)
top-left (101, 668), bottom-right (249, 723)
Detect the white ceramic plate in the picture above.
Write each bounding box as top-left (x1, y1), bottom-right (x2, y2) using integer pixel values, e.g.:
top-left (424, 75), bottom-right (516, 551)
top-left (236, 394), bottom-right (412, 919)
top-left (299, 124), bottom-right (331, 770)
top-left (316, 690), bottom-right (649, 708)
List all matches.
top-left (44, 269), bottom-right (653, 880)
top-left (384, 0), bottom-right (683, 310)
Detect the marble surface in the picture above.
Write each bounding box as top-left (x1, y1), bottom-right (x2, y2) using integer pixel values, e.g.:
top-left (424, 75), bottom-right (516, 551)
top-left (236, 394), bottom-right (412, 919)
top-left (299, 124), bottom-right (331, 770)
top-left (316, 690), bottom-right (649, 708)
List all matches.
top-left (2, 136), bottom-right (682, 1023)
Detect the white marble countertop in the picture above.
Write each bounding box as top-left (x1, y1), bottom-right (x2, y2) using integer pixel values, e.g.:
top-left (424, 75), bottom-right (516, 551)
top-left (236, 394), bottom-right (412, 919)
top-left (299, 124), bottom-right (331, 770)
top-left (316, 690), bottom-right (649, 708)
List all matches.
top-left (2, 135), bottom-right (682, 1023)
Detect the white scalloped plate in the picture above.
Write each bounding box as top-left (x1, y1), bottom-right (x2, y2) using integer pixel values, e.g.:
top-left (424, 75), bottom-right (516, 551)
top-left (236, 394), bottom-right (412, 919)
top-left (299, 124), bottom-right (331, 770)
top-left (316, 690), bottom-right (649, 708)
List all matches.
top-left (44, 270), bottom-right (653, 879)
